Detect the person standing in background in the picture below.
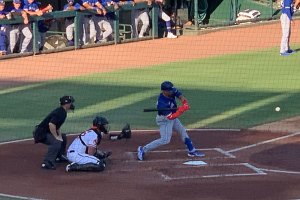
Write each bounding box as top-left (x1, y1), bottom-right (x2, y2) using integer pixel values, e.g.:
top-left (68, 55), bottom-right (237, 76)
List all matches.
top-left (280, 0), bottom-right (296, 56)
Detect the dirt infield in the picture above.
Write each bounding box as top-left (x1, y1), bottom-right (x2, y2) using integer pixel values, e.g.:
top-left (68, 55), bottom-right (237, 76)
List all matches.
top-left (1, 20), bottom-right (300, 199)
top-left (1, 129), bottom-right (300, 200)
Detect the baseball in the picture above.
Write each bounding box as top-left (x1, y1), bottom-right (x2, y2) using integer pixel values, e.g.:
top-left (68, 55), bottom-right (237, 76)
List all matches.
top-left (275, 107), bottom-right (281, 112)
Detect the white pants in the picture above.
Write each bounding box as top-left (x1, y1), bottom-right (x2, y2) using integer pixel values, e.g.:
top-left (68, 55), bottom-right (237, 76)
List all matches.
top-left (94, 16), bottom-right (113, 41)
top-left (280, 14), bottom-right (291, 53)
top-left (131, 9), bottom-right (150, 37)
top-left (67, 150), bottom-right (100, 165)
top-left (83, 16), bottom-right (96, 44)
top-left (8, 25), bottom-right (32, 53)
top-left (159, 9), bottom-right (170, 22)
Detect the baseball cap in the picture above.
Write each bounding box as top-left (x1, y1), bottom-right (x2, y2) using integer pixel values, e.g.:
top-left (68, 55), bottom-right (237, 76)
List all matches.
top-left (0, 0), bottom-right (5, 5)
top-left (13, 0), bottom-right (21, 3)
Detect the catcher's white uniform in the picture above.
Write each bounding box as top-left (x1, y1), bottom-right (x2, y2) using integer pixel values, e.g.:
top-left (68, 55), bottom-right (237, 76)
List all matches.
top-left (67, 129), bottom-right (101, 164)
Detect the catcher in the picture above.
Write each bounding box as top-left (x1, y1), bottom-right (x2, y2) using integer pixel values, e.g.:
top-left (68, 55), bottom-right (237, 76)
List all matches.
top-left (66, 116), bottom-right (131, 172)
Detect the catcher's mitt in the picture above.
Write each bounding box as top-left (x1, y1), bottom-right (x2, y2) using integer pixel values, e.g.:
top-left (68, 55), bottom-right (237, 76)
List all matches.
top-left (109, 123), bottom-right (131, 140)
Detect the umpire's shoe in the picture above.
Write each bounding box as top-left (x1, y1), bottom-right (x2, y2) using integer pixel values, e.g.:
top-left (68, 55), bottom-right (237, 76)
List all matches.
top-left (41, 160), bottom-right (56, 170)
top-left (55, 155), bottom-right (69, 163)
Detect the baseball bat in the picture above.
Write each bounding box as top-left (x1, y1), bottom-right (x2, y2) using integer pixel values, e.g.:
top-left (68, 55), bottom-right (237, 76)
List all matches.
top-left (143, 108), bottom-right (177, 112)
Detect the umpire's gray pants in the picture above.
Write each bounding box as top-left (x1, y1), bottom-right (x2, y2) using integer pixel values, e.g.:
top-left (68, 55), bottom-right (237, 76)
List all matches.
top-left (43, 133), bottom-right (67, 164)
top-left (143, 115), bottom-right (189, 153)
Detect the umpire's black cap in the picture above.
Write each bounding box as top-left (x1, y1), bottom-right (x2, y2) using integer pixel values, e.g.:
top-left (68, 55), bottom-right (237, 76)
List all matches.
top-left (60, 95), bottom-right (75, 105)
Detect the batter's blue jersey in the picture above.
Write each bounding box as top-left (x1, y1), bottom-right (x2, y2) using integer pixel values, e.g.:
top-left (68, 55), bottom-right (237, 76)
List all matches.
top-left (282, 0), bottom-right (294, 19)
top-left (156, 89), bottom-right (182, 116)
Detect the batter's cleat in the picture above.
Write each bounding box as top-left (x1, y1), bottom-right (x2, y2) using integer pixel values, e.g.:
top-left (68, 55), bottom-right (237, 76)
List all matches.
top-left (41, 161), bottom-right (56, 170)
top-left (137, 146), bottom-right (144, 161)
top-left (280, 51), bottom-right (292, 56)
top-left (188, 150), bottom-right (205, 157)
top-left (167, 32), bottom-right (177, 39)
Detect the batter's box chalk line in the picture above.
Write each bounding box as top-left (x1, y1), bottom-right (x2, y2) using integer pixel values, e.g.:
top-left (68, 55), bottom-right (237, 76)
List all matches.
top-left (159, 163), bottom-right (267, 181)
top-left (125, 148), bottom-right (235, 163)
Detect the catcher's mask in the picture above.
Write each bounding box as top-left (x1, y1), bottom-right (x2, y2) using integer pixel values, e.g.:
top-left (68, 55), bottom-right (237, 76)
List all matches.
top-left (93, 116), bottom-right (109, 134)
top-left (60, 95), bottom-right (75, 110)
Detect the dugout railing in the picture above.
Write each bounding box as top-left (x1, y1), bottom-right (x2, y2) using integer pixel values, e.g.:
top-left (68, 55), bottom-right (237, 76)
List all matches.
top-left (0, 2), bottom-right (159, 55)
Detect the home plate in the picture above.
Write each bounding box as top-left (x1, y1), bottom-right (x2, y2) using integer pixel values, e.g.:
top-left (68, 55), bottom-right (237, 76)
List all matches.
top-left (183, 160), bottom-right (207, 166)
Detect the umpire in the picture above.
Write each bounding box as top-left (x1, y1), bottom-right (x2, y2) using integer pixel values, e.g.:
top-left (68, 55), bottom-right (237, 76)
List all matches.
top-left (36, 96), bottom-right (75, 170)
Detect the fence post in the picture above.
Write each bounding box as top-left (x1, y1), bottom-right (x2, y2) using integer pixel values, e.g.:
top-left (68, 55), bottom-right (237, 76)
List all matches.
top-left (231, 0), bottom-right (237, 24)
top-left (74, 11), bottom-right (81, 49)
top-left (114, 10), bottom-right (120, 44)
top-left (194, 0), bottom-right (199, 29)
top-left (32, 21), bottom-right (39, 54)
top-left (269, 0), bottom-right (273, 19)
top-left (151, 4), bottom-right (159, 39)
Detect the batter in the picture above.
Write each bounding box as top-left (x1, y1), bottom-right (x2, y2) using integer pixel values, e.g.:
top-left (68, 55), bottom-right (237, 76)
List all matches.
top-left (137, 81), bottom-right (205, 161)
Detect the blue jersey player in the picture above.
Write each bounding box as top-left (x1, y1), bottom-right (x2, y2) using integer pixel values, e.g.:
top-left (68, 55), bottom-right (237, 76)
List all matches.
top-left (137, 81), bottom-right (205, 161)
top-left (280, 0), bottom-right (296, 56)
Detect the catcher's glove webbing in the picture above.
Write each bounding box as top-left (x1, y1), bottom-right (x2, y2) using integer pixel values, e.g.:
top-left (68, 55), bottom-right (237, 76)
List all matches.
top-left (109, 123), bottom-right (131, 140)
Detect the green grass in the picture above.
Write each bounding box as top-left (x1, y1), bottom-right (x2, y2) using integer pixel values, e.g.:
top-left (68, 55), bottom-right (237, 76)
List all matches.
top-left (0, 47), bottom-right (300, 142)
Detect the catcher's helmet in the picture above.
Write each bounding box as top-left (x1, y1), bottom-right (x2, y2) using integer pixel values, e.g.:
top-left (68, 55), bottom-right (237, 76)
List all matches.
top-left (93, 116), bottom-right (109, 134)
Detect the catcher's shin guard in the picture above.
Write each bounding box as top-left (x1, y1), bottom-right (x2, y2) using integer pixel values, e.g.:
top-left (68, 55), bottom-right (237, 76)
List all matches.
top-left (67, 161), bottom-right (106, 172)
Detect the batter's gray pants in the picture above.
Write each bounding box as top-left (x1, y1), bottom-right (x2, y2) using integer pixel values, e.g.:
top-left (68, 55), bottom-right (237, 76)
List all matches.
top-left (280, 13), bottom-right (291, 53)
top-left (143, 115), bottom-right (189, 153)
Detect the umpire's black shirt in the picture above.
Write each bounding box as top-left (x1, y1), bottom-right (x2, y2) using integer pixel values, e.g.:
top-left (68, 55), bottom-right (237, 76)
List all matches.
top-left (39, 107), bottom-right (67, 133)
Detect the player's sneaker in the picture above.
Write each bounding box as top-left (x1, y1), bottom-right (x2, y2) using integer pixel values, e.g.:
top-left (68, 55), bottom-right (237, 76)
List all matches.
top-left (167, 32), bottom-right (177, 39)
top-left (287, 49), bottom-right (295, 54)
top-left (280, 51), bottom-right (292, 56)
top-left (137, 146), bottom-right (144, 161)
top-left (188, 150), bottom-right (205, 157)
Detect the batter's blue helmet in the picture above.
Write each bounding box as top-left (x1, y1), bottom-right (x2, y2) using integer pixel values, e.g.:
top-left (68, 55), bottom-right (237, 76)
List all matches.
top-left (161, 81), bottom-right (174, 91)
